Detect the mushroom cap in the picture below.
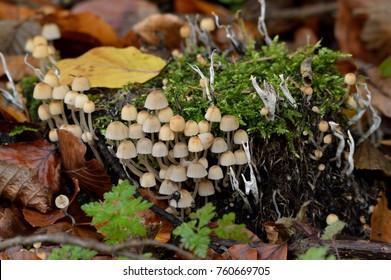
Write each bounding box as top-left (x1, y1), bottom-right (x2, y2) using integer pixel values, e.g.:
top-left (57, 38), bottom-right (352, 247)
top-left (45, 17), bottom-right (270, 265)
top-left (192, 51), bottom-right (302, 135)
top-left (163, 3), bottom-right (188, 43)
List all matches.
top-left (200, 17), bottom-right (216, 32)
top-left (136, 137), bottom-right (153, 154)
top-left (220, 115), bottom-right (239, 132)
top-left (144, 90), bottom-right (168, 110)
top-left (219, 151), bottom-right (236, 166)
top-left (318, 120), bottom-right (329, 132)
top-left (74, 93), bottom-right (89, 109)
top-left (205, 105), bottom-right (221, 122)
top-left (105, 121), bottom-right (128, 140)
top-left (168, 164), bottom-right (187, 182)
top-left (158, 106), bottom-right (174, 123)
top-left (136, 110), bottom-right (150, 125)
top-left (41, 23), bottom-right (61, 40)
top-left (38, 104), bottom-right (51, 121)
top-left (198, 132), bottom-right (214, 150)
top-left (32, 44), bottom-right (49, 59)
top-left (169, 189), bottom-right (193, 208)
top-left (233, 129), bottom-right (249, 145)
top-left (64, 90), bottom-right (79, 106)
top-left (344, 73), bottom-right (356, 85)
top-left (179, 24), bottom-right (191, 38)
top-left (43, 72), bottom-right (60, 88)
top-left (60, 124), bottom-right (82, 138)
top-left (208, 165), bottom-right (223, 180)
top-left (121, 104), bottom-right (138, 121)
top-left (49, 129), bottom-right (58, 142)
top-left (129, 123), bottom-right (145, 140)
top-left (173, 142), bottom-right (188, 158)
top-left (33, 82), bottom-right (52, 99)
top-left (159, 179), bottom-right (180, 195)
top-left (198, 179), bottom-right (215, 196)
top-left (198, 157), bottom-right (208, 169)
top-left (184, 120), bottom-right (199, 136)
top-left (187, 162), bottom-right (207, 178)
top-left (188, 136), bottom-right (203, 153)
top-left (49, 100), bottom-right (63, 115)
top-left (169, 115), bottom-right (186, 132)
top-left (140, 172), bottom-right (156, 188)
top-left (159, 124), bottom-right (175, 141)
top-left (142, 115), bottom-right (161, 133)
top-left (52, 84), bottom-right (70, 100)
top-left (83, 100), bottom-right (95, 113)
top-left (32, 35), bottom-right (48, 47)
top-left (211, 137), bottom-right (228, 153)
top-left (82, 131), bottom-right (93, 143)
top-left (55, 194), bottom-right (69, 209)
top-left (71, 76), bottom-right (91, 92)
top-left (116, 140), bottom-right (137, 159)
top-left (198, 120), bottom-right (210, 133)
top-left (234, 149), bottom-right (247, 165)
top-left (323, 134), bottom-right (333, 144)
top-left (152, 142), bottom-right (168, 157)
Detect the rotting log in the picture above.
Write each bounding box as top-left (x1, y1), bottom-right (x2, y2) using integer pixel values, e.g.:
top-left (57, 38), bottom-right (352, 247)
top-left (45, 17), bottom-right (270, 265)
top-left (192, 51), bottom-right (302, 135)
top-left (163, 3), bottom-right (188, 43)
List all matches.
top-left (290, 238), bottom-right (391, 260)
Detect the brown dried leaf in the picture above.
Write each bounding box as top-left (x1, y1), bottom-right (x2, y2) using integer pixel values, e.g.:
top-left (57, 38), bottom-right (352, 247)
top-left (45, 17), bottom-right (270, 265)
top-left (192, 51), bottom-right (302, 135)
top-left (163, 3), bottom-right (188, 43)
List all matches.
top-left (0, 2), bottom-right (36, 21)
top-left (0, 206), bottom-right (33, 239)
top-left (57, 129), bottom-right (111, 198)
top-left (0, 96), bottom-right (28, 122)
top-left (354, 140), bottom-right (391, 176)
top-left (71, 0), bottom-right (159, 37)
top-left (22, 178), bottom-right (80, 227)
top-left (370, 191), bottom-right (391, 243)
top-left (0, 139), bottom-right (61, 213)
top-left (43, 12), bottom-right (120, 57)
top-left (8, 250), bottom-right (42, 260)
top-left (255, 242), bottom-right (288, 260)
top-left (34, 221), bottom-right (102, 240)
top-left (225, 244), bottom-right (258, 260)
top-left (132, 14), bottom-right (185, 49)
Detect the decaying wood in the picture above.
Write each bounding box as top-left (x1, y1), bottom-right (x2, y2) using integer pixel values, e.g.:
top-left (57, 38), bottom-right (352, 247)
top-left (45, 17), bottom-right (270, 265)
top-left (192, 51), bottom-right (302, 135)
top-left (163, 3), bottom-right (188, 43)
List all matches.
top-left (290, 238), bottom-right (391, 260)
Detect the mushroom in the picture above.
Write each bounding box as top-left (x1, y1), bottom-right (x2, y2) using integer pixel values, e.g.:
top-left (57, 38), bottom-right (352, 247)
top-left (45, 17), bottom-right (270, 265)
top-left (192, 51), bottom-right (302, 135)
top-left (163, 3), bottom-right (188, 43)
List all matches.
top-left (169, 115), bottom-right (186, 142)
top-left (219, 115), bottom-right (239, 149)
top-left (158, 106), bottom-right (174, 123)
top-left (83, 100), bottom-right (97, 139)
top-left (219, 151), bottom-right (237, 187)
top-left (52, 84), bottom-right (70, 125)
top-left (184, 120), bottom-right (199, 137)
top-left (64, 90), bottom-right (80, 126)
top-left (105, 121), bottom-right (129, 149)
top-left (198, 178), bottom-right (215, 204)
top-left (188, 135), bottom-right (203, 161)
top-left (38, 103), bottom-right (54, 129)
top-left (136, 110), bottom-right (150, 125)
top-left (121, 104), bottom-right (138, 123)
top-left (208, 165), bottom-right (224, 192)
top-left (169, 189), bottom-right (194, 221)
top-left (74, 93), bottom-right (89, 131)
top-left (116, 140), bottom-right (144, 177)
top-left (144, 89), bottom-right (169, 113)
top-left (71, 76), bottom-right (91, 93)
top-left (152, 141), bottom-right (169, 169)
top-left (48, 100), bottom-right (65, 127)
top-left (187, 161), bottom-right (207, 199)
top-left (59, 124), bottom-right (82, 138)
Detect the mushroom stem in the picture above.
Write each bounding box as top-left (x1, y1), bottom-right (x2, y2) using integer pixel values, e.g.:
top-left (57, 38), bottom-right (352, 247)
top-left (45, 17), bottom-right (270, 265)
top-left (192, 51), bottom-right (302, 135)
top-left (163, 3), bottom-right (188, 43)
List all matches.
top-left (139, 155), bottom-right (162, 182)
top-left (87, 112), bottom-right (97, 140)
top-left (79, 110), bottom-right (88, 131)
top-left (70, 108), bottom-right (80, 127)
top-left (122, 159), bottom-right (144, 178)
top-left (87, 142), bottom-right (103, 165)
top-left (192, 179), bottom-right (199, 199)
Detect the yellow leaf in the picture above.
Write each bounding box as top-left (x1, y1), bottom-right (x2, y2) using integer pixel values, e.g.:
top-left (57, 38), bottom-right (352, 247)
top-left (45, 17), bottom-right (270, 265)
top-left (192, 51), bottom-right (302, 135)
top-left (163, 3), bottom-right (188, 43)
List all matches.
top-left (56, 46), bottom-right (166, 88)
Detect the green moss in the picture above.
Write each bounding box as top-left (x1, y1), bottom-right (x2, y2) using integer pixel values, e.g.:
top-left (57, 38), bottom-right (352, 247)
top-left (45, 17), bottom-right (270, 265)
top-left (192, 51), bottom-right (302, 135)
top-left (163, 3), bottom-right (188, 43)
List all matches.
top-left (18, 76), bottom-right (39, 123)
top-left (131, 38), bottom-right (350, 154)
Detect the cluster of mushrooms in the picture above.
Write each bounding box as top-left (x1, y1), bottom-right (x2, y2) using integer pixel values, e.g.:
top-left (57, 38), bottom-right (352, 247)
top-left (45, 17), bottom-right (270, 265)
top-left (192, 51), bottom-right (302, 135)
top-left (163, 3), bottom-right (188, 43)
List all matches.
top-left (34, 73), bottom-right (102, 163)
top-left (105, 90), bottom-right (251, 219)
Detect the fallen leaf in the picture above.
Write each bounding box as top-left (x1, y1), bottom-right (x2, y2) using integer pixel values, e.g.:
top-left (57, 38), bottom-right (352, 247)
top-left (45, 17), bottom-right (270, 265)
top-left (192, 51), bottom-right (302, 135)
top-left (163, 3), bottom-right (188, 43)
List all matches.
top-left (132, 14), bottom-right (185, 49)
top-left (22, 177), bottom-right (81, 227)
top-left (354, 140), bottom-right (391, 176)
top-left (0, 96), bottom-right (28, 122)
top-left (370, 191), bottom-right (391, 243)
top-left (71, 0), bottom-right (159, 37)
top-left (0, 206), bottom-right (33, 238)
top-left (225, 244), bottom-right (258, 260)
top-left (34, 221), bottom-right (103, 240)
top-left (335, 0), bottom-right (380, 64)
top-left (57, 129), bottom-right (111, 198)
top-left (255, 242), bottom-right (288, 260)
top-left (56, 46), bottom-right (166, 88)
top-left (7, 250), bottom-right (42, 260)
top-left (0, 2), bottom-right (36, 21)
top-left (174, 0), bottom-right (231, 18)
top-left (0, 139), bottom-right (61, 213)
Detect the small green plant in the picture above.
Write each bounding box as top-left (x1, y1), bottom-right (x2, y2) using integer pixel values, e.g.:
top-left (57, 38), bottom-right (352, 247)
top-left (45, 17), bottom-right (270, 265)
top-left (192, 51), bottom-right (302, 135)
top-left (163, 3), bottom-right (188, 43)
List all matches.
top-left (321, 220), bottom-right (346, 241)
top-left (48, 245), bottom-right (97, 260)
top-left (173, 203), bottom-right (249, 258)
top-left (81, 180), bottom-right (152, 245)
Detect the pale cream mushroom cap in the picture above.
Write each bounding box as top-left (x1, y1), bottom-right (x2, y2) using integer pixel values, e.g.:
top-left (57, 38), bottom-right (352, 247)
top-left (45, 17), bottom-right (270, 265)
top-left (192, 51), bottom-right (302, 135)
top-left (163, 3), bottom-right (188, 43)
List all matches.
top-left (198, 179), bottom-right (215, 196)
top-left (121, 104), bottom-right (138, 121)
top-left (105, 121), bottom-right (129, 140)
top-left (144, 90), bottom-right (169, 110)
top-left (116, 140), bottom-right (137, 159)
top-left (220, 115), bottom-right (239, 132)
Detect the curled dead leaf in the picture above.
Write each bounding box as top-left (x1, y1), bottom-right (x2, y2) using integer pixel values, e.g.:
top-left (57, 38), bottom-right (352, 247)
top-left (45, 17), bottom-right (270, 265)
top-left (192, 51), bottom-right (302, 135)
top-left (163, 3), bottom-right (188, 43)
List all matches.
top-left (57, 130), bottom-right (111, 198)
top-left (370, 191), bottom-right (391, 243)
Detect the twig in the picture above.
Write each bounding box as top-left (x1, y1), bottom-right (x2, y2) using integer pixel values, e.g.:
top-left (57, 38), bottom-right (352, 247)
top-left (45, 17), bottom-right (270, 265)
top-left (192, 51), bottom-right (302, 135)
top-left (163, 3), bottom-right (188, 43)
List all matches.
top-left (0, 233), bottom-right (197, 260)
top-left (257, 0), bottom-right (272, 45)
top-left (0, 52), bottom-right (23, 110)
